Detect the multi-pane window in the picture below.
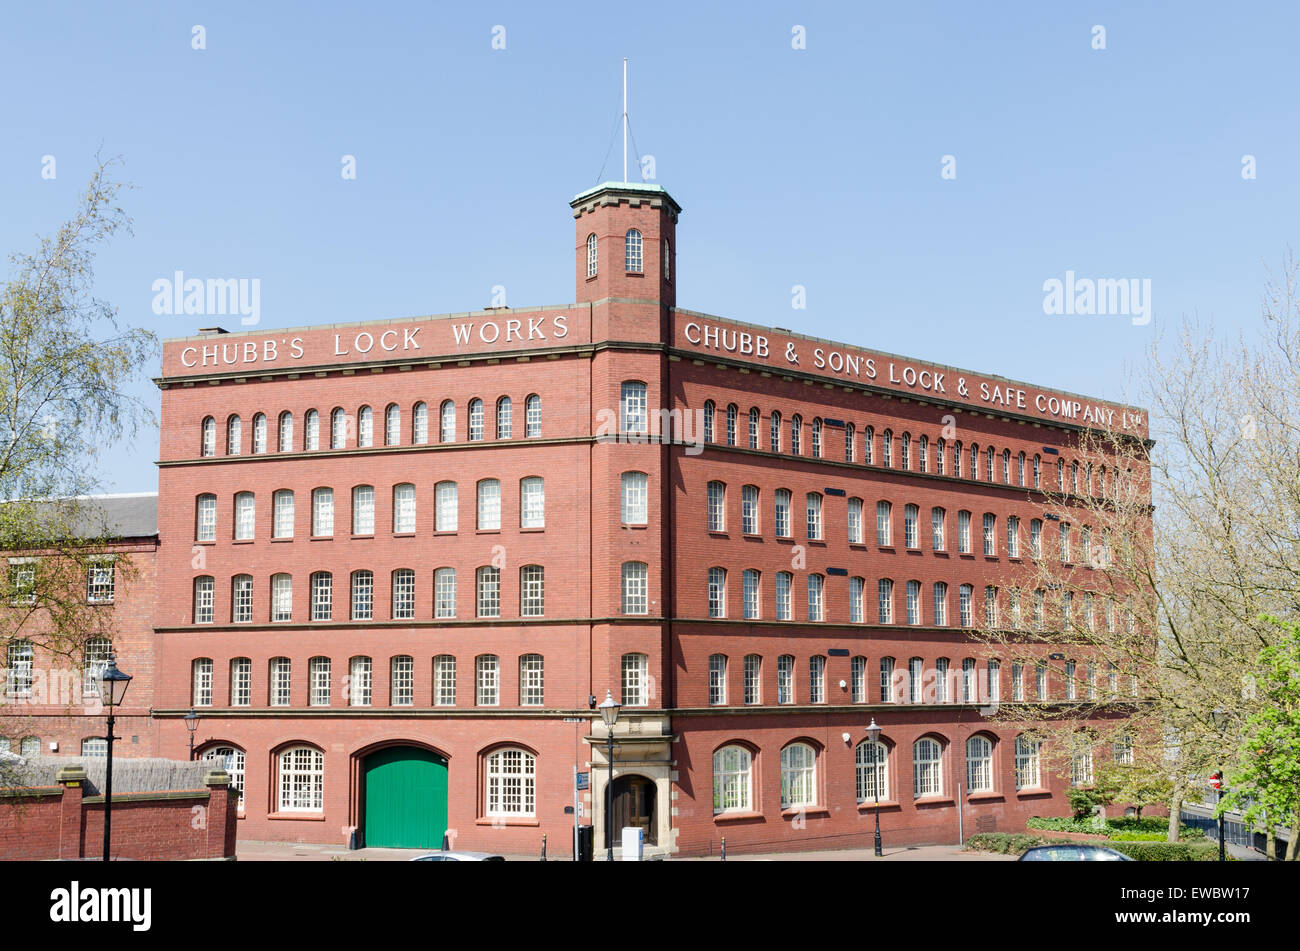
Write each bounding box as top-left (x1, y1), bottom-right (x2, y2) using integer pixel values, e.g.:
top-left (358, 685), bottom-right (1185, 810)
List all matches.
top-left (520, 477), bottom-right (545, 528)
top-left (270, 657), bottom-right (292, 706)
top-left (781, 743), bottom-right (817, 808)
top-left (231, 574), bottom-right (253, 623)
top-left (908, 657), bottom-right (923, 703)
top-left (713, 746), bottom-right (752, 814)
top-left (878, 578), bottom-right (894, 623)
top-left (520, 565), bottom-right (545, 616)
top-left (230, 658), bottom-right (251, 706)
top-left (193, 576), bottom-right (215, 624)
top-left (707, 567), bottom-right (726, 617)
top-left (847, 498), bottom-right (863, 544)
top-left (201, 416), bottom-right (216, 456)
top-left (962, 658), bottom-right (976, 702)
top-left (742, 569), bottom-right (760, 619)
top-left (966, 736), bottom-right (993, 793)
top-left (1015, 736), bottom-right (1041, 789)
top-left (434, 655), bottom-right (456, 706)
top-left (982, 513), bottom-right (996, 555)
top-left (475, 654), bottom-right (499, 706)
top-left (525, 394), bottom-right (541, 437)
top-left (304, 410), bottom-right (320, 450)
top-left (748, 407), bottom-right (759, 449)
top-left (850, 576), bottom-right (864, 623)
top-left (1012, 662), bottom-right (1024, 701)
top-left (435, 481), bottom-right (458, 531)
top-left (864, 426), bottom-right (874, 464)
top-left (933, 582), bottom-right (948, 626)
top-left (806, 492), bottom-right (822, 540)
top-left (904, 504), bottom-right (918, 548)
top-left (468, 399), bottom-right (485, 440)
top-left (987, 446), bottom-right (995, 481)
top-left (856, 742), bottom-right (888, 802)
top-left (385, 403), bottom-right (401, 446)
top-left (196, 493), bottom-right (217, 541)
top-left (882, 429), bottom-right (893, 467)
top-left (413, 402), bottom-right (428, 444)
top-left (1071, 746), bottom-right (1094, 786)
top-left (621, 471), bottom-right (648, 524)
top-left (807, 574), bottom-right (824, 621)
top-left (358, 405), bottom-right (373, 447)
top-left (744, 654), bottom-right (761, 704)
top-left (741, 485), bottom-right (759, 534)
top-left (707, 481), bottom-right (726, 532)
top-left (958, 510), bottom-right (971, 553)
top-left (906, 580), bottom-right (921, 625)
top-left (477, 479), bottom-right (501, 530)
top-left (434, 567), bottom-right (457, 618)
top-left (777, 654), bottom-right (794, 704)
top-left (310, 571), bottom-right (333, 621)
top-left (770, 411), bottom-right (781, 452)
top-left (774, 489), bottom-right (791, 537)
top-left (392, 568), bottom-right (416, 619)
top-left (959, 584), bottom-right (973, 627)
top-left (1114, 735), bottom-right (1134, 765)
top-left (919, 435), bottom-right (929, 472)
top-left (987, 660), bottom-right (1001, 702)
top-left (930, 507), bottom-right (946, 551)
top-left (1065, 660), bottom-right (1077, 700)
top-left (496, 397), bottom-right (512, 439)
top-left (3, 640), bottom-right (33, 698)
top-left (309, 657), bottom-right (331, 707)
top-left (271, 573), bottom-right (292, 622)
top-left (440, 400), bottom-right (455, 442)
top-left (621, 653), bottom-right (648, 706)
top-left (808, 655), bottom-right (826, 703)
top-left (331, 408), bottom-right (347, 449)
top-left (900, 432), bottom-right (911, 470)
top-left (913, 738), bottom-right (943, 798)
top-left (709, 654), bottom-right (727, 705)
top-left (519, 654), bottom-right (544, 706)
top-left (392, 483), bottom-right (416, 533)
top-left (227, 415), bottom-right (242, 455)
top-left (87, 560), bottom-right (115, 603)
top-left (278, 746), bottom-right (323, 812)
top-left (934, 657), bottom-right (949, 702)
top-left (351, 570), bottom-right (374, 621)
top-left (851, 655), bottom-right (867, 702)
top-left (1030, 519), bottom-right (1042, 558)
top-left (1036, 660), bottom-right (1048, 700)
top-left (476, 566), bottom-right (501, 617)
top-left (876, 501), bottom-right (892, 546)
top-left (486, 749), bottom-right (536, 817)
top-left (252, 413), bottom-right (267, 454)
top-left (621, 562), bottom-right (648, 614)
top-left (985, 586), bottom-right (999, 626)
top-left (845, 423), bottom-right (856, 462)
top-left (273, 489), bottom-right (294, 539)
top-left (586, 232), bottom-right (598, 277)
top-left (81, 638), bottom-right (112, 696)
top-left (1007, 516), bottom-right (1020, 558)
top-left (192, 658), bottom-right (213, 707)
top-left (879, 657), bottom-right (896, 703)
top-left (312, 487), bottom-right (334, 536)
top-left (352, 485), bottom-right (375, 535)
top-left (234, 492), bottom-right (255, 540)
top-left (703, 403), bottom-right (714, 445)
top-left (790, 415), bottom-right (802, 455)
top-left (624, 228), bottom-right (643, 271)
top-left (810, 417), bottom-right (822, 457)
top-left (726, 404), bottom-right (738, 446)
top-left (390, 655), bottom-right (414, 706)
top-left (620, 381), bottom-right (648, 435)
top-left (349, 656), bottom-right (371, 707)
top-left (776, 572), bottom-right (792, 620)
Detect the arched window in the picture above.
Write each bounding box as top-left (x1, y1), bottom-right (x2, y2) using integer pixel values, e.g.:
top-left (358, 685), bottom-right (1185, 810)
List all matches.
top-left (252, 413), bottom-right (267, 454)
top-left (486, 748), bottom-right (536, 817)
top-left (811, 417), bottom-right (822, 457)
top-left (742, 568), bottom-right (760, 618)
top-left (876, 500), bottom-right (892, 546)
top-left (440, 400), bottom-right (455, 442)
top-left (879, 657), bottom-right (895, 702)
top-left (392, 568), bottom-right (416, 619)
top-left (434, 567), bottom-right (457, 618)
top-left (233, 491), bottom-right (255, 540)
top-left (277, 745), bottom-right (324, 812)
top-left (195, 493), bottom-right (217, 542)
top-left (620, 381), bottom-right (647, 435)
top-left (966, 736), bottom-right (994, 793)
top-left (201, 745), bottom-right (246, 814)
top-left (621, 562), bottom-right (648, 614)
top-left (744, 655), bottom-right (762, 704)
top-left (330, 408), bottom-right (347, 449)
top-left (586, 233), bottom-right (598, 278)
top-left (310, 571), bottom-right (333, 621)
top-left (713, 745), bottom-right (752, 814)
top-left (707, 480), bottom-right (726, 531)
top-left (726, 403), bottom-right (738, 446)
top-left (271, 573), bottom-right (292, 622)
top-left (476, 566), bottom-right (500, 617)
top-left (309, 656), bottom-right (331, 706)
top-left (520, 476), bottom-right (545, 528)
top-left (476, 478), bottom-right (501, 530)
top-left (435, 481), bottom-right (458, 532)
top-left (358, 405), bottom-right (374, 446)
top-left (936, 437), bottom-right (946, 474)
top-left (748, 407), bottom-right (759, 449)
top-left (304, 409), bottom-right (320, 450)
top-left (226, 415), bottom-right (242, 455)
top-left (878, 578), bottom-right (894, 623)
top-left (475, 654), bottom-right (499, 705)
top-left (278, 412), bottom-right (294, 453)
top-left (525, 394), bottom-right (541, 437)
top-left (856, 740), bottom-right (888, 802)
top-left (769, 410), bottom-right (782, 453)
top-left (707, 567), bottom-right (726, 617)
top-left (413, 402), bottom-right (428, 444)
top-left (385, 403), bottom-right (401, 446)
top-left (864, 425), bottom-right (875, 465)
top-left (392, 483), bottom-right (416, 534)
top-left (900, 432), bottom-right (911, 469)
top-left (350, 569), bottom-right (374, 620)
top-left (703, 401), bottom-right (715, 443)
top-left (1015, 736), bottom-right (1042, 789)
top-left (520, 564), bottom-right (545, 616)
top-left (390, 655), bottom-right (414, 705)
top-left (806, 492), bottom-right (823, 540)
top-left (231, 574), bottom-right (253, 623)
top-left (468, 399), bottom-right (485, 440)
top-left (780, 743), bottom-right (817, 808)
top-left (82, 638), bottom-right (112, 696)
top-left (918, 435), bottom-right (929, 472)
top-left (845, 422), bottom-right (856, 462)
top-left (663, 238), bottom-right (670, 281)
top-left (621, 471), bottom-right (648, 525)
top-left (790, 414), bottom-right (802, 455)
top-left (193, 577), bottom-right (214, 624)
top-left (191, 658), bottom-right (213, 706)
top-left (201, 416), bottom-right (216, 457)
top-left (882, 429), bottom-right (893, 467)
top-left (496, 396), bottom-right (512, 439)
top-left (624, 228), bottom-right (643, 272)
top-left (904, 504), bottom-right (919, 548)
top-left (433, 654), bottom-right (455, 705)
top-left (352, 484), bottom-right (375, 535)
top-left (709, 654), bottom-right (727, 705)
top-left (621, 653), bottom-right (649, 706)
top-left (913, 738), bottom-right (943, 798)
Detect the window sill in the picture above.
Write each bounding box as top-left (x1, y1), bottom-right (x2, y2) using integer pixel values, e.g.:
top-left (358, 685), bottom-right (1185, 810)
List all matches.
top-left (621, 523), bottom-right (648, 530)
top-left (475, 816), bottom-right (539, 827)
top-left (1016, 789), bottom-right (1052, 799)
top-left (270, 537), bottom-right (293, 543)
top-left (707, 531), bottom-right (729, 538)
top-left (913, 797), bottom-right (955, 807)
top-left (194, 540), bottom-right (215, 546)
top-left (519, 527), bottom-right (546, 533)
top-left (965, 792), bottom-right (1005, 803)
top-left (433, 530), bottom-right (458, 537)
top-left (781, 806), bottom-right (829, 819)
top-left (713, 811), bottom-right (764, 824)
top-left (350, 535), bottom-right (375, 541)
top-left (232, 539), bottom-right (254, 545)
top-left (393, 532), bottom-right (416, 539)
top-left (856, 800), bottom-right (901, 812)
top-left (267, 812), bottom-right (326, 821)
top-left (476, 530), bottom-right (501, 535)
top-left (309, 536), bottom-right (333, 542)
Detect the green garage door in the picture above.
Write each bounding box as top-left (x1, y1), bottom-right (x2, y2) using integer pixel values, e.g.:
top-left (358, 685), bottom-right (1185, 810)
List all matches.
top-left (363, 747), bottom-right (448, 849)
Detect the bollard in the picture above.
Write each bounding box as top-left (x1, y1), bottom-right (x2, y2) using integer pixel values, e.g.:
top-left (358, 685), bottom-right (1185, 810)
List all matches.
top-left (541, 833), bottom-right (547, 862)
top-left (720, 836), bottom-right (726, 861)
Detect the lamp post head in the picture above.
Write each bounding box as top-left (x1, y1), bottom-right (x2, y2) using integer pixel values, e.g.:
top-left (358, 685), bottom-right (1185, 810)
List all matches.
top-left (184, 708), bottom-right (200, 735)
top-left (598, 689), bottom-right (621, 728)
top-left (864, 718), bottom-right (881, 745)
top-left (98, 653), bottom-right (132, 709)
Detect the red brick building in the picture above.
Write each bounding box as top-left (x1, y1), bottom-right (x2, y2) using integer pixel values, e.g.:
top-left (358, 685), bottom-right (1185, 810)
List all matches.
top-left (146, 181), bottom-right (1148, 857)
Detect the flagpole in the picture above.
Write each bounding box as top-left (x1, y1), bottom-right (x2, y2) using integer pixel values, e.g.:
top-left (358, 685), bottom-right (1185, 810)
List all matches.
top-left (622, 58), bottom-right (628, 183)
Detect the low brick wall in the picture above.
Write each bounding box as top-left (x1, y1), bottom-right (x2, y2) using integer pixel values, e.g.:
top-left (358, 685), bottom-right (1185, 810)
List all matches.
top-left (0, 765), bottom-right (237, 860)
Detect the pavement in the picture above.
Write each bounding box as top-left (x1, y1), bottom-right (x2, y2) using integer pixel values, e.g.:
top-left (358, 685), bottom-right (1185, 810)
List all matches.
top-left (235, 840), bottom-right (1015, 862)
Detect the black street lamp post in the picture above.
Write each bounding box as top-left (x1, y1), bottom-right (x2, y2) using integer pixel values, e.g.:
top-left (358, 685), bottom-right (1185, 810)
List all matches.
top-left (865, 718), bottom-right (883, 857)
top-left (598, 690), bottom-right (621, 862)
top-left (184, 708), bottom-right (199, 761)
top-left (97, 653), bottom-right (132, 863)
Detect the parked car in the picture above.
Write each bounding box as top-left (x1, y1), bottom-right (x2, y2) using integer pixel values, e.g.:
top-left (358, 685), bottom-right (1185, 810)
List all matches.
top-left (410, 850), bottom-right (505, 862)
top-left (1018, 844), bottom-right (1133, 861)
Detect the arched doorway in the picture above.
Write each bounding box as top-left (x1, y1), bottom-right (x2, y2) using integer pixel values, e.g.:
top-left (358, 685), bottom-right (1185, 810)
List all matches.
top-left (609, 775), bottom-right (657, 847)
top-left (362, 746), bottom-right (448, 849)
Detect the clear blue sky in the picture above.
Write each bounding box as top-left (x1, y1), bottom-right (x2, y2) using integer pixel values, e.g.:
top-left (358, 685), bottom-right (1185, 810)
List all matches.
top-left (2, 1), bottom-right (1296, 493)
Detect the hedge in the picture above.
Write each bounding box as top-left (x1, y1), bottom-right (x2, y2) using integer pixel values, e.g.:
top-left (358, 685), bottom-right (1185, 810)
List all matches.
top-left (1026, 815), bottom-right (1205, 840)
top-left (965, 832), bottom-right (1221, 861)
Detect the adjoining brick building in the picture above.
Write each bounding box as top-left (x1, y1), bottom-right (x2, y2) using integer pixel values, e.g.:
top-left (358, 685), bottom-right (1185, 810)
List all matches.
top-left (137, 180), bottom-right (1150, 857)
